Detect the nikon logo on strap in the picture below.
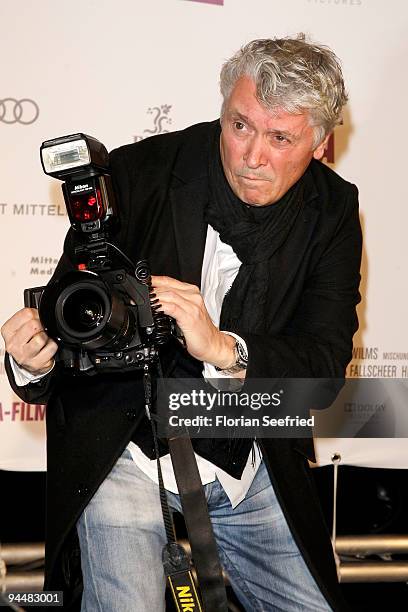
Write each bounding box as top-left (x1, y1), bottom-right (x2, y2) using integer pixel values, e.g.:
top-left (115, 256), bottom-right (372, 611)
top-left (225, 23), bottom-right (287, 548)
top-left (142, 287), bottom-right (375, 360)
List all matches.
top-left (168, 573), bottom-right (203, 612)
top-left (164, 543), bottom-right (203, 611)
top-left (176, 585), bottom-right (197, 611)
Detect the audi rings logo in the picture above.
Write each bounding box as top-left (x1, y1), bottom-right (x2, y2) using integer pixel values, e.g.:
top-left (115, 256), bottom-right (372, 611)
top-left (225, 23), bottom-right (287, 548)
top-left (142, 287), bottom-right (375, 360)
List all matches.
top-left (0, 98), bottom-right (40, 125)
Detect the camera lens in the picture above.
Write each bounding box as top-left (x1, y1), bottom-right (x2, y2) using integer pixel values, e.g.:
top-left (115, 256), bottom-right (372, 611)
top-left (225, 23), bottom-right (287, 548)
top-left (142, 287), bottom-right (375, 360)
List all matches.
top-left (63, 288), bottom-right (106, 333)
top-left (56, 282), bottom-right (111, 343)
top-left (39, 270), bottom-right (134, 350)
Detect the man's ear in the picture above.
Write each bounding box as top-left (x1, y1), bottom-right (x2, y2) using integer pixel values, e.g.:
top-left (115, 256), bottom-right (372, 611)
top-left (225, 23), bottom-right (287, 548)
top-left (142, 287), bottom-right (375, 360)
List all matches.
top-left (313, 133), bottom-right (331, 160)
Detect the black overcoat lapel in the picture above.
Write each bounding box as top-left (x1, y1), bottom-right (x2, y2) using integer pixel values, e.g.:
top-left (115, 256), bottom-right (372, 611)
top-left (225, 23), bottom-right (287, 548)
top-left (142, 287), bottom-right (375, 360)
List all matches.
top-left (169, 178), bottom-right (208, 287)
top-left (167, 121), bottom-right (214, 286)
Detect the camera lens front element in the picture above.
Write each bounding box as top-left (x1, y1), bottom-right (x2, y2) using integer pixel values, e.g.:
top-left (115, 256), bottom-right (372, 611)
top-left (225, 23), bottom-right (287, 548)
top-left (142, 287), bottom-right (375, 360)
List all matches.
top-left (39, 270), bottom-right (133, 351)
top-left (59, 285), bottom-right (108, 336)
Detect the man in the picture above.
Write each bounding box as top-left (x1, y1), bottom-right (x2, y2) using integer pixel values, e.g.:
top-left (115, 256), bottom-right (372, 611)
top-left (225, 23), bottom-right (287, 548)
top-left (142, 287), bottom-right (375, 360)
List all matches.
top-left (2, 35), bottom-right (362, 611)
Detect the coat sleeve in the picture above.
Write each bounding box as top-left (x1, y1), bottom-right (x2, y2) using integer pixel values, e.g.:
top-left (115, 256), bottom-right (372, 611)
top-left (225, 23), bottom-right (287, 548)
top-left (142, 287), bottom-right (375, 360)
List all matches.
top-left (241, 184), bottom-right (362, 382)
top-left (4, 234), bottom-right (77, 405)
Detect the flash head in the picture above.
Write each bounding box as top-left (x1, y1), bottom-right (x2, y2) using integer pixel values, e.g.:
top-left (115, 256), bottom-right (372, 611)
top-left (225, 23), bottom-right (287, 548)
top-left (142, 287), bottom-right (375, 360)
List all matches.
top-left (40, 133), bottom-right (109, 180)
top-left (40, 133), bottom-right (116, 233)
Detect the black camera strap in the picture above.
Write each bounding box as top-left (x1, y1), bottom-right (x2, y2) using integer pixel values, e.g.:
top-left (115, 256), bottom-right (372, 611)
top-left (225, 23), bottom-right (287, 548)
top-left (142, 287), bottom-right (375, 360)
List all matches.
top-left (168, 435), bottom-right (229, 612)
top-left (143, 365), bottom-right (228, 612)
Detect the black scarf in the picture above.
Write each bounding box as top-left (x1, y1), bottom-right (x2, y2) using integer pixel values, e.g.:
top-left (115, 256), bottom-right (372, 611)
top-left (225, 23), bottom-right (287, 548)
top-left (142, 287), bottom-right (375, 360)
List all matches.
top-left (205, 121), bottom-right (306, 334)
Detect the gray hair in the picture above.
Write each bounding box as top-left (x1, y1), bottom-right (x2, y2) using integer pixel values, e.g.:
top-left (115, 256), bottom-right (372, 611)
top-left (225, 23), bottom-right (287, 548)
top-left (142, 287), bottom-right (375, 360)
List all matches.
top-left (220, 34), bottom-right (348, 147)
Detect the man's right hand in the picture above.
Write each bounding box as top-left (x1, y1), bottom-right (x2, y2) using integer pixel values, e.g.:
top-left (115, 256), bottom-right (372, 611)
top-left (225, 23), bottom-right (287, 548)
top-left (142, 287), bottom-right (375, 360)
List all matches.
top-left (1, 308), bottom-right (58, 376)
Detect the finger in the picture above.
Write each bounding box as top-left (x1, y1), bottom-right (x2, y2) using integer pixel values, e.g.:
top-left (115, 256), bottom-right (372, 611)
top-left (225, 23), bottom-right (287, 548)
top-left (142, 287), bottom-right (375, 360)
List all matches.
top-left (6, 318), bottom-right (47, 353)
top-left (156, 292), bottom-right (193, 318)
top-left (151, 276), bottom-right (200, 293)
top-left (154, 287), bottom-right (203, 306)
top-left (156, 300), bottom-right (186, 321)
top-left (27, 339), bottom-right (58, 372)
top-left (1, 308), bottom-right (40, 341)
top-left (25, 331), bottom-right (53, 359)
top-left (154, 289), bottom-right (203, 312)
top-left (10, 330), bottom-right (50, 365)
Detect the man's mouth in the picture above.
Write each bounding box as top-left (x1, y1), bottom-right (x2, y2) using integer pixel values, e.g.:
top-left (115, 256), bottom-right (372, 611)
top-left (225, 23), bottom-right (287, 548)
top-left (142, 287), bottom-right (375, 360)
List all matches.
top-left (238, 174), bottom-right (272, 182)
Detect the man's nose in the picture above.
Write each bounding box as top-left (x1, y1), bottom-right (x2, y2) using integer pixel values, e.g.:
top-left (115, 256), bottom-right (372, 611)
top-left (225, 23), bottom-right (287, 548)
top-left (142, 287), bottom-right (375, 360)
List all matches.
top-left (243, 135), bottom-right (268, 168)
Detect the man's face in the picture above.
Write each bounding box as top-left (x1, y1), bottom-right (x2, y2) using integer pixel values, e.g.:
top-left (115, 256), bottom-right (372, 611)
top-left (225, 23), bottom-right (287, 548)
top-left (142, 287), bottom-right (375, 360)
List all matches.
top-left (220, 76), bottom-right (329, 206)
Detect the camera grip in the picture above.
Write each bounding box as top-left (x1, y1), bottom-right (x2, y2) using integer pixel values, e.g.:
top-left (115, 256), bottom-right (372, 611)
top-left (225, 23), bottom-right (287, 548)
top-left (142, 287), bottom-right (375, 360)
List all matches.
top-left (24, 286), bottom-right (45, 309)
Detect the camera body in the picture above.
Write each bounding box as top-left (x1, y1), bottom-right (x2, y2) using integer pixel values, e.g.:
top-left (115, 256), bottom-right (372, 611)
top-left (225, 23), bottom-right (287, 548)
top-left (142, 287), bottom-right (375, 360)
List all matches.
top-left (26, 133), bottom-right (176, 374)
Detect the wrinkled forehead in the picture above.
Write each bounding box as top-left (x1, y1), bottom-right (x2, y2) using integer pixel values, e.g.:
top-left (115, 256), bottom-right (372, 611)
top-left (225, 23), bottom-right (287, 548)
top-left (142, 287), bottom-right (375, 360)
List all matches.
top-left (222, 76), bottom-right (312, 132)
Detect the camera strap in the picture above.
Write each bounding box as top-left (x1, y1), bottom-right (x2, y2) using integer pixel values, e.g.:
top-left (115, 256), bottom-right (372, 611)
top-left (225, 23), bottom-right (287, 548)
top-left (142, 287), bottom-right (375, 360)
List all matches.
top-left (143, 366), bottom-right (228, 612)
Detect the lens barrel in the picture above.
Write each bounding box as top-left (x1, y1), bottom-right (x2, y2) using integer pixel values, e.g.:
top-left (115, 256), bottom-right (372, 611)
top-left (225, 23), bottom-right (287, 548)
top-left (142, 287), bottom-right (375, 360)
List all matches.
top-left (39, 270), bottom-right (133, 350)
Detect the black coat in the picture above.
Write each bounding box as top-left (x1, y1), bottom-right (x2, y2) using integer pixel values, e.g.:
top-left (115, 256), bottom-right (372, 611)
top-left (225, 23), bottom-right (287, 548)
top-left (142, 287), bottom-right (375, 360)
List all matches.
top-left (6, 120), bottom-right (362, 611)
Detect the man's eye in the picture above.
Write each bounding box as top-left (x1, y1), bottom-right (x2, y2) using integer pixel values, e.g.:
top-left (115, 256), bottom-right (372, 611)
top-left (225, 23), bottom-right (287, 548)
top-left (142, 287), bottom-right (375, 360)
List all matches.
top-left (275, 135), bottom-right (288, 143)
top-left (233, 121), bottom-right (245, 131)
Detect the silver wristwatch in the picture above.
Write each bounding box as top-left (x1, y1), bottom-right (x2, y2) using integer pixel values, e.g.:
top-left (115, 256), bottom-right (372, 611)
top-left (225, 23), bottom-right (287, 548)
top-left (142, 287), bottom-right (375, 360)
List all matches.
top-left (215, 338), bottom-right (248, 375)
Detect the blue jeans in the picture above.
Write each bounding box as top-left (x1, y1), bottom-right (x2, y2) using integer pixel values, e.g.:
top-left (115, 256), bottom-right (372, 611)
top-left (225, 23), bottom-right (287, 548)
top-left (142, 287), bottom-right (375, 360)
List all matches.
top-left (76, 448), bottom-right (332, 611)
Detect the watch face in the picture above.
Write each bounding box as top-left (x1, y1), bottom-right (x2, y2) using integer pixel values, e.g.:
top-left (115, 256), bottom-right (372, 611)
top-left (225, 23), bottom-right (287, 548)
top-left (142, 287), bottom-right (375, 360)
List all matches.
top-left (236, 341), bottom-right (248, 364)
top-left (214, 338), bottom-right (248, 373)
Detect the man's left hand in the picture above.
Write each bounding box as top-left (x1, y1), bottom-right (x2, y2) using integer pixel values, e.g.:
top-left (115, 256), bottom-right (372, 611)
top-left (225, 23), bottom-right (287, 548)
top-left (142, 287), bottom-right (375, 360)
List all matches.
top-left (152, 275), bottom-right (236, 368)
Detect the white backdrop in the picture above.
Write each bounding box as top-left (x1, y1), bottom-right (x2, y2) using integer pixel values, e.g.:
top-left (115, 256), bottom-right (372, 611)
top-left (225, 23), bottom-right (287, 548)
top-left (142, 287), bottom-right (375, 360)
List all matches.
top-left (0, 0), bottom-right (407, 470)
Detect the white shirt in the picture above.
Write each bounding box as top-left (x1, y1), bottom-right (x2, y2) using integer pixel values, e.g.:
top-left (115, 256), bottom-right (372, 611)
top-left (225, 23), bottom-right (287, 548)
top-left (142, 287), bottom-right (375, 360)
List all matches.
top-left (127, 225), bottom-right (261, 508)
top-left (11, 224), bottom-right (261, 508)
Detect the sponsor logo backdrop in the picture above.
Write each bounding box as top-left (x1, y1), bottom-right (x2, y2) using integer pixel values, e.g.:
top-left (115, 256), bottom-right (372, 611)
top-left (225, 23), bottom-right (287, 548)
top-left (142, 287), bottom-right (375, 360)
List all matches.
top-left (0, 0), bottom-right (407, 469)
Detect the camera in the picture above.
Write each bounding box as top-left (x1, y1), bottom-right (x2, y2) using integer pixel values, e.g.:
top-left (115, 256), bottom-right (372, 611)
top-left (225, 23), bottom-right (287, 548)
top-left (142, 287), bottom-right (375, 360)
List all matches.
top-left (25, 133), bottom-right (177, 374)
